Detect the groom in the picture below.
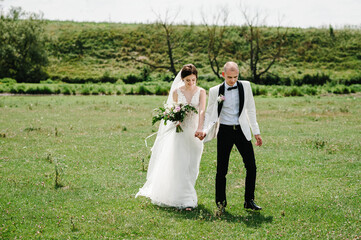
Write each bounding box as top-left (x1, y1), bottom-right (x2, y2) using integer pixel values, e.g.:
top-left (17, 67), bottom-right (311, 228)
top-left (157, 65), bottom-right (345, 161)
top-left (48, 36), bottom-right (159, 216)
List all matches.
top-left (196, 61), bottom-right (263, 214)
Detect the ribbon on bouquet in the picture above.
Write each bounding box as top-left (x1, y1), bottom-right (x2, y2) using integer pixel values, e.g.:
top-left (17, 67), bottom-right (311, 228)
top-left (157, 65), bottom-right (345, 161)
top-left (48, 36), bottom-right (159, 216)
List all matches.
top-left (144, 132), bottom-right (157, 148)
top-left (144, 124), bottom-right (176, 148)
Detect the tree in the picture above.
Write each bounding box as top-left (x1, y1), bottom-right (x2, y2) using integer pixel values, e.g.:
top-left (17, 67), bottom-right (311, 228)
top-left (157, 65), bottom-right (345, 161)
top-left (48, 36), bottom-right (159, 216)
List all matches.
top-left (240, 6), bottom-right (288, 83)
top-left (131, 10), bottom-right (182, 77)
top-left (202, 7), bottom-right (229, 79)
top-left (0, 7), bottom-right (48, 82)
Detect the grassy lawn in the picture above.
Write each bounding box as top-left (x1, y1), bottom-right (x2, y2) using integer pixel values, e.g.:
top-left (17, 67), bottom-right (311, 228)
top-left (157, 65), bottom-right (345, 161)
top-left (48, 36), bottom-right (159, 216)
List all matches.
top-left (0, 94), bottom-right (360, 239)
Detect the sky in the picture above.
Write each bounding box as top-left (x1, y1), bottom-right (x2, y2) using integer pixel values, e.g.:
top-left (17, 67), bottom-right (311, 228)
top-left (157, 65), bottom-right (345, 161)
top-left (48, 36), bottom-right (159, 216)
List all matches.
top-left (1, 0), bottom-right (360, 28)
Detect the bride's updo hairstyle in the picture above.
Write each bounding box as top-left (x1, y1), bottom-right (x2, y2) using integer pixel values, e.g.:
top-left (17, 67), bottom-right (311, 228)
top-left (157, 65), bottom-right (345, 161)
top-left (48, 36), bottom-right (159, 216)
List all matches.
top-left (181, 64), bottom-right (198, 79)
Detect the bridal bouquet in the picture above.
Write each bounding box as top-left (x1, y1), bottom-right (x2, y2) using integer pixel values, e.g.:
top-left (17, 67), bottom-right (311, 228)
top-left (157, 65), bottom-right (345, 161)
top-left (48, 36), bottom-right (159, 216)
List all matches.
top-left (152, 103), bottom-right (198, 132)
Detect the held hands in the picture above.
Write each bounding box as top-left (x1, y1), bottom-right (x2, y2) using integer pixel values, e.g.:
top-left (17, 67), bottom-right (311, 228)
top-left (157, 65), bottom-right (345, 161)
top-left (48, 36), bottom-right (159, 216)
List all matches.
top-left (195, 130), bottom-right (206, 140)
top-left (255, 134), bottom-right (263, 147)
top-left (195, 130), bottom-right (262, 144)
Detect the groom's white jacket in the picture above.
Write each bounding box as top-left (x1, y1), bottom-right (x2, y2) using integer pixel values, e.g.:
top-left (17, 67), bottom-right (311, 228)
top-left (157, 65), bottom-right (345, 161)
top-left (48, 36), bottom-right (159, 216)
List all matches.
top-left (203, 80), bottom-right (260, 143)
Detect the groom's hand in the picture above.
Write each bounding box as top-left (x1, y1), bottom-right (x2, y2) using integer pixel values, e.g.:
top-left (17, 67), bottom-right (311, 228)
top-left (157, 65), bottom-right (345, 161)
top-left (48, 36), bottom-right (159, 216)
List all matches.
top-left (255, 134), bottom-right (262, 147)
top-left (195, 130), bottom-right (206, 140)
top-left (198, 132), bottom-right (206, 140)
top-left (195, 130), bottom-right (202, 138)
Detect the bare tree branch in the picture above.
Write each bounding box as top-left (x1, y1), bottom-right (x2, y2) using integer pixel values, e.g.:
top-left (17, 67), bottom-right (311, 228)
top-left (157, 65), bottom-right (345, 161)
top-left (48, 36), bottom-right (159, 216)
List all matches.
top-left (202, 7), bottom-right (229, 79)
top-left (130, 9), bottom-right (180, 77)
top-left (239, 3), bottom-right (288, 83)
top-left (130, 55), bottom-right (170, 70)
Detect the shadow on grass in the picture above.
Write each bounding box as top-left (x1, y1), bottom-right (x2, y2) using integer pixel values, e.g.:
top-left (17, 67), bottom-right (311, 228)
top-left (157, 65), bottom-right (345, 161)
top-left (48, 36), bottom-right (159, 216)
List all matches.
top-left (157, 204), bottom-right (273, 227)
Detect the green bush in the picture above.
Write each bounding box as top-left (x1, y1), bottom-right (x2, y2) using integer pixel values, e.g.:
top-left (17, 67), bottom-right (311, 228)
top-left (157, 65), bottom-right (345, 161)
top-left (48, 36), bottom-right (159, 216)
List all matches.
top-left (258, 74), bottom-right (280, 85)
top-left (80, 86), bottom-right (91, 95)
top-left (53, 75), bottom-right (105, 84)
top-left (198, 74), bottom-right (218, 82)
top-left (271, 86), bottom-right (285, 96)
top-left (54, 88), bottom-right (61, 94)
top-left (61, 86), bottom-right (72, 95)
top-left (349, 84), bottom-right (361, 93)
top-left (286, 87), bottom-right (304, 96)
top-left (25, 86), bottom-right (54, 94)
top-left (100, 71), bottom-right (118, 83)
top-left (0, 78), bottom-right (17, 84)
top-left (9, 85), bottom-right (24, 94)
top-left (40, 79), bottom-right (55, 84)
top-left (253, 85), bottom-right (268, 96)
top-left (123, 74), bottom-right (143, 84)
top-left (154, 85), bottom-right (169, 95)
top-left (294, 73), bottom-right (331, 86)
top-left (91, 88), bottom-right (99, 95)
top-left (301, 85), bottom-right (318, 95)
top-left (137, 85), bottom-right (152, 95)
top-left (340, 75), bottom-right (361, 85)
top-left (105, 89), bottom-right (113, 95)
top-left (332, 85), bottom-right (351, 94)
top-left (141, 66), bottom-right (152, 82)
top-left (161, 74), bottom-right (174, 82)
top-left (98, 86), bottom-right (106, 94)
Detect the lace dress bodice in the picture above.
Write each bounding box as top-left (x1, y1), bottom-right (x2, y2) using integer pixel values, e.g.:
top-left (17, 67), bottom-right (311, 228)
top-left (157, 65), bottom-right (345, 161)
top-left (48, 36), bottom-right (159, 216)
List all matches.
top-left (176, 88), bottom-right (200, 129)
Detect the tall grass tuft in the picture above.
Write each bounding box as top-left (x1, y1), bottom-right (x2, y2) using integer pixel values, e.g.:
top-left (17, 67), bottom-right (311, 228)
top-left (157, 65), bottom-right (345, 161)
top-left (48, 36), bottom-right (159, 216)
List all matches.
top-left (54, 163), bottom-right (64, 189)
top-left (46, 153), bottom-right (53, 163)
top-left (53, 157), bottom-right (66, 189)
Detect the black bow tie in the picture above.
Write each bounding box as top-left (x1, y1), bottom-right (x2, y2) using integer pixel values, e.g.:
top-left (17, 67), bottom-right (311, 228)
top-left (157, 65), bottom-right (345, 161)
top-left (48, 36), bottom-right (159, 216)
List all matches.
top-left (227, 86), bottom-right (238, 91)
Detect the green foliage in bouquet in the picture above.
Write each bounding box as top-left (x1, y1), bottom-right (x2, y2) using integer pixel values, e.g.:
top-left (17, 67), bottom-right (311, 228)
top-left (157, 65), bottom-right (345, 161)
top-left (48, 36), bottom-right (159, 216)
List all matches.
top-left (152, 103), bottom-right (198, 132)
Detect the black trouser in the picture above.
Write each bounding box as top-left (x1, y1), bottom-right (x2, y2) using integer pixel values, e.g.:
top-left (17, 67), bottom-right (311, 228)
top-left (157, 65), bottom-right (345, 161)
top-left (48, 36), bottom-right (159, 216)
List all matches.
top-left (216, 124), bottom-right (257, 207)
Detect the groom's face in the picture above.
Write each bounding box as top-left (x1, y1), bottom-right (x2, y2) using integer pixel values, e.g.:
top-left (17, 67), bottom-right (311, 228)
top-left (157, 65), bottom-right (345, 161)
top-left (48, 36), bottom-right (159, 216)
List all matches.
top-left (223, 69), bottom-right (239, 86)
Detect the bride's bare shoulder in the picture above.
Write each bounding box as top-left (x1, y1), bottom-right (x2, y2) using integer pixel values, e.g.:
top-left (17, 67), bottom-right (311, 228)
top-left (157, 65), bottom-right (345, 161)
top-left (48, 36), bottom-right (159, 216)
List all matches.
top-left (197, 87), bottom-right (206, 94)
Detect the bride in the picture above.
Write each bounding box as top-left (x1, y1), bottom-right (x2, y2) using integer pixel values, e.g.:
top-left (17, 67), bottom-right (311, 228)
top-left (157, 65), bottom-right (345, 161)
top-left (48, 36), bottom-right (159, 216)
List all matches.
top-left (136, 64), bottom-right (206, 210)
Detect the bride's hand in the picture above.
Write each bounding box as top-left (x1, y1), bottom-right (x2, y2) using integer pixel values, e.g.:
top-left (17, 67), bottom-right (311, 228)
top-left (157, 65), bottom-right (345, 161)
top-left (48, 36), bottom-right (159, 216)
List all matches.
top-left (195, 130), bottom-right (205, 140)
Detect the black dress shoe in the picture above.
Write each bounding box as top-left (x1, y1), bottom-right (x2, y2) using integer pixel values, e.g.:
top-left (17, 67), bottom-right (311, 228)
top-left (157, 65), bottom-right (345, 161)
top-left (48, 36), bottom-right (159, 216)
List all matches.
top-left (244, 200), bottom-right (262, 210)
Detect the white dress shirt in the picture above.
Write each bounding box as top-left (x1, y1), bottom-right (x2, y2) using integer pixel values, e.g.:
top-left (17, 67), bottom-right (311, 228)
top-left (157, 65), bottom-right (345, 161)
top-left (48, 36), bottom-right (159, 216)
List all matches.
top-left (219, 82), bottom-right (240, 125)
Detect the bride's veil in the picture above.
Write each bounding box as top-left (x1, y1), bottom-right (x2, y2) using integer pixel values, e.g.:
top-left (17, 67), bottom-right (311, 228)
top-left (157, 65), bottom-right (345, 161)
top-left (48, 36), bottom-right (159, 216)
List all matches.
top-left (153, 70), bottom-right (183, 139)
top-left (143, 70), bottom-right (184, 180)
top-left (166, 70), bottom-right (184, 105)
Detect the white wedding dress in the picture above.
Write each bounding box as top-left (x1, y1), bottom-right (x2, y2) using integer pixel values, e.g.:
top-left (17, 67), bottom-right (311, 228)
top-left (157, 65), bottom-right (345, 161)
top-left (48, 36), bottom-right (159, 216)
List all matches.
top-left (136, 87), bottom-right (203, 209)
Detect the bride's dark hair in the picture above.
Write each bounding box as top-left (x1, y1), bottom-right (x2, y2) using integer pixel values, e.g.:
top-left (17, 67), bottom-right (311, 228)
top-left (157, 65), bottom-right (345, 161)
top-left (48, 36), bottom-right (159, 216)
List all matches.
top-left (181, 64), bottom-right (198, 79)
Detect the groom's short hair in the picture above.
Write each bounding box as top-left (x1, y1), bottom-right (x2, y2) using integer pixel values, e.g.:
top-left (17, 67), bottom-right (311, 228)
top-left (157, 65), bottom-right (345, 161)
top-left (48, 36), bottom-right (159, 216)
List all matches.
top-left (223, 62), bottom-right (239, 72)
top-left (181, 64), bottom-right (198, 79)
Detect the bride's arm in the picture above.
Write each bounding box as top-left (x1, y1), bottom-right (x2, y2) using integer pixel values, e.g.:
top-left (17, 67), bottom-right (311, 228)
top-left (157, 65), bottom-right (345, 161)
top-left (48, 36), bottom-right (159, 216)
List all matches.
top-left (196, 88), bottom-right (207, 132)
top-left (172, 89), bottom-right (178, 103)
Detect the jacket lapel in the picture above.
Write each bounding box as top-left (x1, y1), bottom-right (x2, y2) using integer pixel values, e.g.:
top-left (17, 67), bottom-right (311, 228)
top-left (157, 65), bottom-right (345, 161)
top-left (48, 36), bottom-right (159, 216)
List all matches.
top-left (217, 83), bottom-right (225, 117)
top-left (237, 81), bottom-right (244, 117)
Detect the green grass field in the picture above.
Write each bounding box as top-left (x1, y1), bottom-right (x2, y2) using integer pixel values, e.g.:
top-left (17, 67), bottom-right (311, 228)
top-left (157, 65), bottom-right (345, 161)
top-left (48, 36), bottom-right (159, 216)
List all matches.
top-left (0, 94), bottom-right (360, 239)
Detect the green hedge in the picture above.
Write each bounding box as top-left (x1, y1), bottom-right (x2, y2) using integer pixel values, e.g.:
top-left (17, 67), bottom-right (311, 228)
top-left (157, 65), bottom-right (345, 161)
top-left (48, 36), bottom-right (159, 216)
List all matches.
top-left (1, 82), bottom-right (360, 96)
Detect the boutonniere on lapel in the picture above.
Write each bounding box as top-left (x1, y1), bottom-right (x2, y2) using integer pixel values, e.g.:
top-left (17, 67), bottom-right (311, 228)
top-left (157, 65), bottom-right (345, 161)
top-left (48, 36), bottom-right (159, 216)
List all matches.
top-left (217, 94), bottom-right (225, 103)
